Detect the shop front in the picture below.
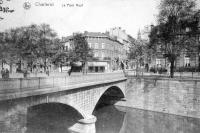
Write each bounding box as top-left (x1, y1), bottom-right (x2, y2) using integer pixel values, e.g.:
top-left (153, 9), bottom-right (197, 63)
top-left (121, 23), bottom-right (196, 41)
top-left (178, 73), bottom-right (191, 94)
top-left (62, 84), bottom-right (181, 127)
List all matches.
top-left (88, 61), bottom-right (110, 73)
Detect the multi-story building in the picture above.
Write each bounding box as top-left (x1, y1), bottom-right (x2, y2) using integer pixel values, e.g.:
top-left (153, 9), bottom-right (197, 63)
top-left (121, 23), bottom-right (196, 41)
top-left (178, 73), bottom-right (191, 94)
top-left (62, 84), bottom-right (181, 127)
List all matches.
top-left (108, 27), bottom-right (131, 56)
top-left (62, 31), bottom-right (127, 72)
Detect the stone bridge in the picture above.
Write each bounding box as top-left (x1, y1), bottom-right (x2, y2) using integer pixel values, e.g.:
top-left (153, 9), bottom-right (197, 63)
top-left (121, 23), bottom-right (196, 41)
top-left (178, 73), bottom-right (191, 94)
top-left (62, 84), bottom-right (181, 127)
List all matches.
top-left (0, 72), bottom-right (127, 133)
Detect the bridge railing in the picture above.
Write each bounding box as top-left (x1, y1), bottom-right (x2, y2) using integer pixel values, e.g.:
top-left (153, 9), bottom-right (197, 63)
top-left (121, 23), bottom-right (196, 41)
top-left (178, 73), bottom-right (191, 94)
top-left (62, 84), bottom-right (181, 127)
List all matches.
top-left (0, 72), bottom-right (125, 93)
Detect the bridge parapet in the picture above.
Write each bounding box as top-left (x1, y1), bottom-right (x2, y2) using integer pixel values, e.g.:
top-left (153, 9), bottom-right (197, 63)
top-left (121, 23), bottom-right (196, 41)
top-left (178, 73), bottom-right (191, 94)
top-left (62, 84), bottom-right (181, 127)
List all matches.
top-left (0, 72), bottom-right (126, 101)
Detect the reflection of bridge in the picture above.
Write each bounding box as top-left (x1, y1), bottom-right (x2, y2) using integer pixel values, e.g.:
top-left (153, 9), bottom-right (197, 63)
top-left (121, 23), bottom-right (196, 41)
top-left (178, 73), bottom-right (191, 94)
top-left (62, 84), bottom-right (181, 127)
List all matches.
top-left (0, 72), bottom-right (127, 133)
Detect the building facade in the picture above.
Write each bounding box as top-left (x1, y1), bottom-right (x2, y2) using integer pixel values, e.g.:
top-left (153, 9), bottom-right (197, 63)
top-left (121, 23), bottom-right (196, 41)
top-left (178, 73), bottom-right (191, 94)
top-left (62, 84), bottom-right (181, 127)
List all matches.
top-left (62, 31), bottom-right (128, 72)
top-left (108, 27), bottom-right (131, 56)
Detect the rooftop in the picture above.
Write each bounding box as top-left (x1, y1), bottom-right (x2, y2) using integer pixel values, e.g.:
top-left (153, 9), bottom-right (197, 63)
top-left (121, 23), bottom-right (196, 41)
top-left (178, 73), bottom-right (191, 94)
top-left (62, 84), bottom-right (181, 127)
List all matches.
top-left (83, 31), bottom-right (109, 38)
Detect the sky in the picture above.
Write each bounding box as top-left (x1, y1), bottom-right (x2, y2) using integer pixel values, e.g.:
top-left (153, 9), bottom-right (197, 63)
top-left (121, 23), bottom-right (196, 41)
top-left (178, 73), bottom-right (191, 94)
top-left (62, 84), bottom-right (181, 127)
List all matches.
top-left (0, 0), bottom-right (171, 38)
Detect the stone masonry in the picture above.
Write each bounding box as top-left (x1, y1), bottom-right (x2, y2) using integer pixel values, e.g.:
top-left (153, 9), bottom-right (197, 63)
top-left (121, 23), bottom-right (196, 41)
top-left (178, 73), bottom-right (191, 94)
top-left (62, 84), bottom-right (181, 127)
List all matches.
top-left (116, 76), bottom-right (200, 119)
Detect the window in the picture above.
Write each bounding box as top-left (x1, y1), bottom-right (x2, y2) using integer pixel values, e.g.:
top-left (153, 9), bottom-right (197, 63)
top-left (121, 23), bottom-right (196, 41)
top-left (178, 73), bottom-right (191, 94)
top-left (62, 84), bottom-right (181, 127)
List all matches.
top-left (156, 59), bottom-right (161, 65)
top-left (91, 43), bottom-right (94, 49)
top-left (98, 52), bottom-right (101, 58)
top-left (65, 46), bottom-right (68, 51)
top-left (94, 52), bottom-right (98, 57)
top-left (95, 43), bottom-right (98, 49)
top-left (102, 43), bottom-right (105, 49)
top-left (102, 52), bottom-right (104, 58)
top-left (88, 43), bottom-right (92, 48)
top-left (184, 57), bottom-right (190, 67)
top-left (99, 44), bottom-right (102, 49)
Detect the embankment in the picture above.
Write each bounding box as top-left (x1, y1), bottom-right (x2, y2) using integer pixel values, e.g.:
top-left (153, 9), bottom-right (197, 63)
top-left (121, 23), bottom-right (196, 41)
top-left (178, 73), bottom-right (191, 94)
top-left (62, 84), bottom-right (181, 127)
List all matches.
top-left (116, 76), bottom-right (200, 118)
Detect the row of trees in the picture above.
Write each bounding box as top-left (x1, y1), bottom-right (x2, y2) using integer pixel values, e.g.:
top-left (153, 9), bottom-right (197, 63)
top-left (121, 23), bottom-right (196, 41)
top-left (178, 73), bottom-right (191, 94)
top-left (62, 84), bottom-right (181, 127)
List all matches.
top-left (129, 0), bottom-right (200, 78)
top-left (0, 24), bottom-right (60, 72)
top-left (0, 24), bottom-right (92, 73)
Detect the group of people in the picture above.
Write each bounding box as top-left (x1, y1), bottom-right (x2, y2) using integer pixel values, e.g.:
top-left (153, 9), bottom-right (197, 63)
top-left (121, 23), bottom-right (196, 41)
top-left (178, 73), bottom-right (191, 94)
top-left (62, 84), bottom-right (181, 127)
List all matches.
top-left (67, 62), bottom-right (88, 76)
top-left (1, 68), bottom-right (9, 79)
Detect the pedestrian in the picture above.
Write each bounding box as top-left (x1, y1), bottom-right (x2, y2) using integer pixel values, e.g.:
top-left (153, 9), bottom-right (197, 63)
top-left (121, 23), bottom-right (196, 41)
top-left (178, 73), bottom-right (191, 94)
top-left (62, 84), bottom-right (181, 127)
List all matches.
top-left (121, 61), bottom-right (124, 70)
top-left (68, 62), bottom-right (73, 76)
top-left (121, 61), bottom-right (126, 75)
top-left (5, 68), bottom-right (9, 79)
top-left (85, 62), bottom-right (88, 74)
top-left (23, 69), bottom-right (28, 78)
top-left (1, 68), bottom-right (5, 79)
top-left (167, 63), bottom-right (170, 77)
top-left (82, 62), bottom-right (85, 75)
top-left (46, 68), bottom-right (50, 76)
top-left (145, 63), bottom-right (149, 72)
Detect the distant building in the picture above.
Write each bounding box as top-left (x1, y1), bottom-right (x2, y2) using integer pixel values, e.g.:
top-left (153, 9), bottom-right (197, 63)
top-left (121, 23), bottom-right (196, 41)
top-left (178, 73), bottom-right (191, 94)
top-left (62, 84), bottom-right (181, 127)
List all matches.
top-left (62, 31), bottom-right (127, 72)
top-left (108, 27), bottom-right (131, 55)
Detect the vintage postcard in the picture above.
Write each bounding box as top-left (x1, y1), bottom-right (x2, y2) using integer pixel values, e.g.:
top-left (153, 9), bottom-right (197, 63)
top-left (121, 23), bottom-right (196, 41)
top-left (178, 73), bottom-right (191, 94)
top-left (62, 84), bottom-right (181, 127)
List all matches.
top-left (1, 0), bottom-right (200, 133)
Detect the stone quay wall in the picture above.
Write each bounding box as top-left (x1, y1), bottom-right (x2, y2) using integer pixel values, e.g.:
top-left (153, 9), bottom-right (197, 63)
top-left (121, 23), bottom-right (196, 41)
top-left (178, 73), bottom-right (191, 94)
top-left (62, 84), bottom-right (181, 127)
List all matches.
top-left (116, 76), bottom-right (200, 118)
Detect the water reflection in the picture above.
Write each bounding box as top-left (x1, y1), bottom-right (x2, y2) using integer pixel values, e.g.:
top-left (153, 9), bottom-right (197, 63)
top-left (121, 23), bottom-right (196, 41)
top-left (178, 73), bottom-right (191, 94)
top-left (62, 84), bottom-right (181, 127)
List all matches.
top-left (93, 105), bottom-right (125, 133)
top-left (117, 106), bottom-right (200, 133)
top-left (0, 100), bottom-right (27, 133)
top-left (26, 103), bottom-right (82, 133)
top-left (1, 103), bottom-right (200, 133)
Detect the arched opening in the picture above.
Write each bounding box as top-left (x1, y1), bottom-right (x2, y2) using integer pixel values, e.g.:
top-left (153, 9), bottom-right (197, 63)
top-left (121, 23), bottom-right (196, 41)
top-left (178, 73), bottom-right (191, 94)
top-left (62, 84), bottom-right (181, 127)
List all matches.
top-left (93, 86), bottom-right (125, 133)
top-left (26, 103), bottom-right (83, 133)
top-left (94, 86), bottom-right (125, 111)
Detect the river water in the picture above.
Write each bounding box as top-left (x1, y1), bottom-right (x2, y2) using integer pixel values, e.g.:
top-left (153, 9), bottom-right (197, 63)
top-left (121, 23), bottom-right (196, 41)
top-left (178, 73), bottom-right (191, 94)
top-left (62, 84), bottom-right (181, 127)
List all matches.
top-left (20, 104), bottom-right (200, 133)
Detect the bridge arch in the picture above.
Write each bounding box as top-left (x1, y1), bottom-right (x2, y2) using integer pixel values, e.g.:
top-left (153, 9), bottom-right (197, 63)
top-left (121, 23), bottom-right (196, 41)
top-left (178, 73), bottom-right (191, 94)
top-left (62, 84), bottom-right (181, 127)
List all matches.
top-left (92, 85), bottom-right (125, 113)
top-left (27, 102), bottom-right (84, 132)
top-left (27, 100), bottom-right (87, 119)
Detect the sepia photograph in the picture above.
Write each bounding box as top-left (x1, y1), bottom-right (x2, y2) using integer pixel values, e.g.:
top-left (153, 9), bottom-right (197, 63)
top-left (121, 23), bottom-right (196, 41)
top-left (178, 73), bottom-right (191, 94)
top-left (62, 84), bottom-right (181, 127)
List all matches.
top-left (1, 0), bottom-right (200, 132)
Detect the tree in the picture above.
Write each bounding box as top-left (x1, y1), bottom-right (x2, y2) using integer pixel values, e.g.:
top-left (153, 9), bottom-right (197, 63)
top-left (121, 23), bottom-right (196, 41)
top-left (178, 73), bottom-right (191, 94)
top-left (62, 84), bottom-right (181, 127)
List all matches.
top-left (69, 34), bottom-right (93, 73)
top-left (148, 0), bottom-right (197, 78)
top-left (0, 32), bottom-right (11, 69)
top-left (34, 24), bottom-right (59, 72)
top-left (1, 24), bottom-right (60, 72)
top-left (1, 29), bottom-right (22, 72)
top-left (128, 41), bottom-right (146, 67)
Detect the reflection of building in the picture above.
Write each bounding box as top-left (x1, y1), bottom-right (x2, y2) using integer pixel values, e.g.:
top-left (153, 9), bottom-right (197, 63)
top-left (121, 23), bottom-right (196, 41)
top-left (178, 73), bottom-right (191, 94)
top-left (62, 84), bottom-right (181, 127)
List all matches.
top-left (62, 30), bottom-right (128, 72)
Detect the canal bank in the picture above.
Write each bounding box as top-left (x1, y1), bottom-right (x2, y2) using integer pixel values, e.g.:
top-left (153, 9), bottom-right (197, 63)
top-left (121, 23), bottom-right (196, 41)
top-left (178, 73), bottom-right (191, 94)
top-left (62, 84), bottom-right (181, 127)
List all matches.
top-left (115, 76), bottom-right (200, 119)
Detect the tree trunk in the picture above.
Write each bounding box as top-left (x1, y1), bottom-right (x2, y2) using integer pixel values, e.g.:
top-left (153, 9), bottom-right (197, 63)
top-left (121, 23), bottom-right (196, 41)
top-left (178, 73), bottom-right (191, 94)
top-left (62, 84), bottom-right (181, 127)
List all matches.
top-left (85, 61), bottom-right (88, 74)
top-left (82, 62), bottom-right (85, 75)
top-left (1, 59), bottom-right (3, 69)
top-left (170, 60), bottom-right (175, 78)
top-left (44, 58), bottom-right (47, 72)
top-left (60, 64), bottom-right (62, 72)
top-left (198, 55), bottom-right (200, 72)
top-left (10, 62), bottom-right (12, 73)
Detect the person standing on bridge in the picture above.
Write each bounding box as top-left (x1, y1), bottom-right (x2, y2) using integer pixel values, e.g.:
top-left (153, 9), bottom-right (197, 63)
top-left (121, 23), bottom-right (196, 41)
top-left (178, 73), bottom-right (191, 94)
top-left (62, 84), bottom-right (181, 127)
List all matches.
top-left (68, 62), bottom-right (73, 76)
top-left (1, 68), bottom-right (5, 79)
top-left (5, 68), bottom-right (9, 79)
top-left (121, 61), bottom-right (126, 76)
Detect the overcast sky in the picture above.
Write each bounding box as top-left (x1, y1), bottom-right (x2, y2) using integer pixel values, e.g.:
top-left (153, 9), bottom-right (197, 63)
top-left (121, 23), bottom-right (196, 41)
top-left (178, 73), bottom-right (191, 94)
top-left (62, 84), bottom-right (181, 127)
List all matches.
top-left (1, 0), bottom-right (196, 38)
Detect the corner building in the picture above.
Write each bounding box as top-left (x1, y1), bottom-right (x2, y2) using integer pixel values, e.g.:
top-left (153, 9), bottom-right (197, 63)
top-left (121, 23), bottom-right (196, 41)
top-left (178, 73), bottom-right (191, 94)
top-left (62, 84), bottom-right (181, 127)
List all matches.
top-left (84, 31), bottom-right (126, 72)
top-left (63, 31), bottom-right (127, 72)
